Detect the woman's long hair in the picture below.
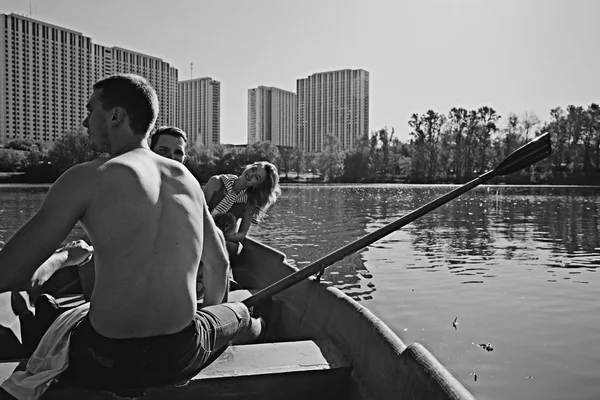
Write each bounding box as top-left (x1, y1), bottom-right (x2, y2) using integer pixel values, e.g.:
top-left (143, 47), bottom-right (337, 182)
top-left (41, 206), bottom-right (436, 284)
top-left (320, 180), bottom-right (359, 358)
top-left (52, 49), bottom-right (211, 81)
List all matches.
top-left (245, 161), bottom-right (281, 221)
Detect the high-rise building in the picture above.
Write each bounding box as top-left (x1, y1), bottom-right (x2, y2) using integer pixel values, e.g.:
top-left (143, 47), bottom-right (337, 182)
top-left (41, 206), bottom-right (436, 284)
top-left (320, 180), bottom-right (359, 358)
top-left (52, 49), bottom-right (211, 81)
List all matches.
top-left (0, 13), bottom-right (177, 145)
top-left (247, 86), bottom-right (296, 147)
top-left (104, 47), bottom-right (178, 128)
top-left (296, 68), bottom-right (369, 152)
top-left (0, 14), bottom-right (93, 143)
top-left (177, 77), bottom-right (220, 146)
top-left (89, 44), bottom-right (177, 129)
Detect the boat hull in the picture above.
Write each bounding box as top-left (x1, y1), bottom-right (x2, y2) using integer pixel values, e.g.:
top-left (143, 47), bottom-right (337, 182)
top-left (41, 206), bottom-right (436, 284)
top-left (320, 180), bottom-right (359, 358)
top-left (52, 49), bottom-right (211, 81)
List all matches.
top-left (233, 238), bottom-right (475, 400)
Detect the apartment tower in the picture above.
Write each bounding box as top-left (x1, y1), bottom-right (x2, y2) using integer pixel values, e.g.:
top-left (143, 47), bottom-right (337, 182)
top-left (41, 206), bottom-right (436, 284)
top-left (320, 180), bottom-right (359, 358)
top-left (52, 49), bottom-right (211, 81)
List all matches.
top-left (296, 69), bottom-right (369, 152)
top-left (177, 77), bottom-right (220, 146)
top-left (247, 86), bottom-right (296, 146)
top-left (0, 13), bottom-right (177, 145)
top-left (103, 46), bottom-right (177, 128)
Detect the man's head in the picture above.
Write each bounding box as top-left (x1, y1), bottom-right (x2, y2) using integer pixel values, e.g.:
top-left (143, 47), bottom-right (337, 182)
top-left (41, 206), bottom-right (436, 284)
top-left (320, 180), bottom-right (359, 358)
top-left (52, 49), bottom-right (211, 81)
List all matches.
top-left (149, 126), bottom-right (188, 163)
top-left (83, 74), bottom-right (159, 153)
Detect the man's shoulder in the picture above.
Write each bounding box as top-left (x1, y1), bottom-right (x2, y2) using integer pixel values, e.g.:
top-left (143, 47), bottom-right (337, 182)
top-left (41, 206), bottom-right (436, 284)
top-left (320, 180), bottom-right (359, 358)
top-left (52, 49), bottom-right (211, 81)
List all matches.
top-left (57, 159), bottom-right (107, 183)
top-left (94, 156), bottom-right (139, 183)
top-left (43, 159), bottom-right (107, 206)
top-left (99, 150), bottom-right (163, 177)
top-left (106, 151), bottom-right (200, 189)
top-left (71, 157), bottom-right (108, 170)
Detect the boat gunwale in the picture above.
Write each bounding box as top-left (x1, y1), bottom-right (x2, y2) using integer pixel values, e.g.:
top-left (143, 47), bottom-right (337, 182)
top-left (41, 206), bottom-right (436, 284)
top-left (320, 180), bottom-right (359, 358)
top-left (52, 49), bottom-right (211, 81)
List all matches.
top-left (236, 237), bottom-right (476, 400)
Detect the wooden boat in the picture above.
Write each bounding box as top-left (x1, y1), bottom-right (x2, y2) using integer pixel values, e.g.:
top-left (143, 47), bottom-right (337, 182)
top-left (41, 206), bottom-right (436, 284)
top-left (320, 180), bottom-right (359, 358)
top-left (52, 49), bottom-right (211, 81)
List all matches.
top-left (0, 238), bottom-right (476, 400)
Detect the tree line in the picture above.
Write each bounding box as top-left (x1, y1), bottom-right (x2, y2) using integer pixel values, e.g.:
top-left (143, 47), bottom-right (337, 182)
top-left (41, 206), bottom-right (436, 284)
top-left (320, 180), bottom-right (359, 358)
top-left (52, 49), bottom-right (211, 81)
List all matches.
top-left (311, 102), bottom-right (599, 184)
top-left (1, 102), bottom-right (599, 185)
top-left (402, 104), bottom-right (600, 184)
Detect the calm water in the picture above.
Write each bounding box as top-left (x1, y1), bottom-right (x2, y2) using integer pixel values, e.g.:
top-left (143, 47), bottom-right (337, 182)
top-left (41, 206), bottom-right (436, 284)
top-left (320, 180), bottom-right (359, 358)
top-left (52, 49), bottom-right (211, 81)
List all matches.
top-left (1, 184), bottom-right (599, 400)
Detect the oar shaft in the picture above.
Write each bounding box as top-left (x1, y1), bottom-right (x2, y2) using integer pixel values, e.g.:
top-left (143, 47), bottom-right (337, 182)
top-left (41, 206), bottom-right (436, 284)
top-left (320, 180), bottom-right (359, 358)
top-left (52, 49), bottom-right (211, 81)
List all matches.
top-left (244, 172), bottom-right (495, 307)
top-left (244, 132), bottom-right (551, 307)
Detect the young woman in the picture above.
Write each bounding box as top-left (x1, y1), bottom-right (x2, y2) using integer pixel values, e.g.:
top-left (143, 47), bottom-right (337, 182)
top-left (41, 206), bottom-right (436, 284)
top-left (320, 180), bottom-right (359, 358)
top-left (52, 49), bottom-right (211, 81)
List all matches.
top-left (203, 161), bottom-right (281, 255)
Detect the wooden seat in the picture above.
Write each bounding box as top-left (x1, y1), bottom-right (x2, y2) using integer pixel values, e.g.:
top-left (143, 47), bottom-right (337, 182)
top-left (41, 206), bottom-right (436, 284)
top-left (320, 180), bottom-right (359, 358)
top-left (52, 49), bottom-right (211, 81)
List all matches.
top-left (0, 361), bottom-right (21, 383)
top-left (0, 340), bottom-right (352, 400)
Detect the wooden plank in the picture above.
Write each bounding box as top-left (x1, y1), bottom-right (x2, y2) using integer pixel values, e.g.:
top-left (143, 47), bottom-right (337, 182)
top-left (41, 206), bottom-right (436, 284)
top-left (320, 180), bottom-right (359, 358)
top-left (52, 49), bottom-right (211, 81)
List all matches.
top-left (0, 340), bottom-right (352, 400)
top-left (0, 362), bottom-right (20, 384)
top-left (195, 340), bottom-right (348, 379)
top-left (0, 292), bottom-right (30, 345)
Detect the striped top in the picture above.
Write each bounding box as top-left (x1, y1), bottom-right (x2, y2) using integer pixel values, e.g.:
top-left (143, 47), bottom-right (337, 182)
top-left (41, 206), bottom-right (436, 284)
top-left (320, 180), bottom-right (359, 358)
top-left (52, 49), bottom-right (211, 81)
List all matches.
top-left (211, 174), bottom-right (258, 224)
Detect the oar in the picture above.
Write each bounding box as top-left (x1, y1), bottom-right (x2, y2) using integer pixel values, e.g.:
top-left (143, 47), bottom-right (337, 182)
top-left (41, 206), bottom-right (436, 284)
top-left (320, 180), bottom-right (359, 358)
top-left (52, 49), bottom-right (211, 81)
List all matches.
top-left (244, 132), bottom-right (551, 307)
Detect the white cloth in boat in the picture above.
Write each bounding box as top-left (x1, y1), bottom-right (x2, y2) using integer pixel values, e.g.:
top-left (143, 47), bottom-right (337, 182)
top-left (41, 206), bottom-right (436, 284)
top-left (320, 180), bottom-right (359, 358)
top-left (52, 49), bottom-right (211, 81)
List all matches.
top-left (210, 174), bottom-right (258, 224)
top-left (1, 302), bottom-right (90, 400)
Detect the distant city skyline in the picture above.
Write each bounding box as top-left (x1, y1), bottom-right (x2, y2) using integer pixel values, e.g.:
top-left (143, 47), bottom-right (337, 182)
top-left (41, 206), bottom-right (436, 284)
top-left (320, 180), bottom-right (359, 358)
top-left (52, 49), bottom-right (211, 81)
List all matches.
top-left (2, 0), bottom-right (599, 144)
top-left (2, 11), bottom-right (369, 150)
top-left (0, 13), bottom-right (178, 145)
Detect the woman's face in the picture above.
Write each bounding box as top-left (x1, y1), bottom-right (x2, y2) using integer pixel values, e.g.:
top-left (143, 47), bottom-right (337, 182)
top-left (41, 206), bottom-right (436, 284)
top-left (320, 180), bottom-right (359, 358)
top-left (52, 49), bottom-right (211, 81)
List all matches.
top-left (241, 164), bottom-right (268, 188)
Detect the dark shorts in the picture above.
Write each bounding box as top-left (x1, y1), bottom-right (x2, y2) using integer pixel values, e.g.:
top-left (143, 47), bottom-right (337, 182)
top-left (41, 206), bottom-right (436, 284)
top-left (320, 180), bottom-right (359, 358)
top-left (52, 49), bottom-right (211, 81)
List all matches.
top-left (57, 302), bottom-right (250, 397)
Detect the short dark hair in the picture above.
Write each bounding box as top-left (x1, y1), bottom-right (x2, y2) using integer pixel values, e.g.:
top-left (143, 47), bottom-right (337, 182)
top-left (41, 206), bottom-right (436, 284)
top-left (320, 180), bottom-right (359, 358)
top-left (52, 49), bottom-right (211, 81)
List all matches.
top-left (150, 126), bottom-right (188, 150)
top-left (93, 74), bottom-right (159, 135)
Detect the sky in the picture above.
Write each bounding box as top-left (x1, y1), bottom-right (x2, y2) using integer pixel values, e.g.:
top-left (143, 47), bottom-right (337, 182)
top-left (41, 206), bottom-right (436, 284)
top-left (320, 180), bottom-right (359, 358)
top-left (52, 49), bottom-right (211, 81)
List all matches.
top-left (3, 0), bottom-right (600, 144)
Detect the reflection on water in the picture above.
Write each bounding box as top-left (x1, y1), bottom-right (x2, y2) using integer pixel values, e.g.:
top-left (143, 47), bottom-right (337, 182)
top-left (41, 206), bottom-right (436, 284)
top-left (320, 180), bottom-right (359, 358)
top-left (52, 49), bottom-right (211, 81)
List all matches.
top-left (0, 186), bottom-right (50, 243)
top-left (0, 185), bottom-right (87, 247)
top-left (251, 184), bottom-right (600, 400)
top-left (397, 186), bottom-right (600, 286)
top-left (252, 184), bottom-right (600, 289)
top-left (1, 184), bottom-right (599, 400)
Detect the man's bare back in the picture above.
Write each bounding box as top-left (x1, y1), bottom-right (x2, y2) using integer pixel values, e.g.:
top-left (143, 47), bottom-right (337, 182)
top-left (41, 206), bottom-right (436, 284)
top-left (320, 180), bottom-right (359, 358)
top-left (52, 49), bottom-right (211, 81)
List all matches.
top-left (81, 149), bottom-right (205, 338)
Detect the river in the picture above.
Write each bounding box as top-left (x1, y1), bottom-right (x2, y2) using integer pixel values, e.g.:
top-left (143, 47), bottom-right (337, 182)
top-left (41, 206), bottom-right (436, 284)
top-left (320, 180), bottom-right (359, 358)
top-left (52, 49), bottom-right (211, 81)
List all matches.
top-left (1, 184), bottom-right (599, 400)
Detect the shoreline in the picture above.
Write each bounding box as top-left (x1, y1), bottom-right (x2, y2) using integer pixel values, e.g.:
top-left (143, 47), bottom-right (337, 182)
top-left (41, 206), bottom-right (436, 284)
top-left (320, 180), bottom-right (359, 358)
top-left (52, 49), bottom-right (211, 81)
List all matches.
top-left (2, 171), bottom-right (600, 187)
top-left (2, 179), bottom-right (599, 189)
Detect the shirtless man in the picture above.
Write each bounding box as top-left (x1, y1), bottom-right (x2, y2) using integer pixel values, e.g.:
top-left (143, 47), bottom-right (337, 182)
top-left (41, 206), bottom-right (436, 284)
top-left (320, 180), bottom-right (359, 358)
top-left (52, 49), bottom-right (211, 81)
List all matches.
top-left (20, 126), bottom-right (222, 305)
top-left (0, 74), bottom-right (259, 395)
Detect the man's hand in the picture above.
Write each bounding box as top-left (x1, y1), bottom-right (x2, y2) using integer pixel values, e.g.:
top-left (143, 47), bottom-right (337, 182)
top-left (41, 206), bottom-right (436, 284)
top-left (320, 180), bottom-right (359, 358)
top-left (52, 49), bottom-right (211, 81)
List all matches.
top-left (60, 239), bottom-right (94, 267)
top-left (26, 239), bottom-right (93, 305)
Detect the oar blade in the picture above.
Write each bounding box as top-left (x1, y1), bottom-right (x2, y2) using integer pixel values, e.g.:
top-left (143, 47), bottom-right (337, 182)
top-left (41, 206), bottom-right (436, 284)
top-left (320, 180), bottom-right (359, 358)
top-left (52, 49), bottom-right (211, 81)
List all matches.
top-left (494, 132), bottom-right (552, 176)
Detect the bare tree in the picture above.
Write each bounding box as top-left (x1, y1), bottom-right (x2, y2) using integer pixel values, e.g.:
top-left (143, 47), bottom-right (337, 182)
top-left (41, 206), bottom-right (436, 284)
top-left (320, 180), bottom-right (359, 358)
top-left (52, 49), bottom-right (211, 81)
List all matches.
top-left (521, 112), bottom-right (540, 140)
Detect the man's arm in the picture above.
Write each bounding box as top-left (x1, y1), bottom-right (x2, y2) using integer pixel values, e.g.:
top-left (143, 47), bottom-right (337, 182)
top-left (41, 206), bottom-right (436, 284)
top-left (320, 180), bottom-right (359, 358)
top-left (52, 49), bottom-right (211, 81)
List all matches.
top-left (27, 239), bottom-right (94, 302)
top-left (0, 164), bottom-right (91, 293)
top-left (200, 197), bottom-right (230, 306)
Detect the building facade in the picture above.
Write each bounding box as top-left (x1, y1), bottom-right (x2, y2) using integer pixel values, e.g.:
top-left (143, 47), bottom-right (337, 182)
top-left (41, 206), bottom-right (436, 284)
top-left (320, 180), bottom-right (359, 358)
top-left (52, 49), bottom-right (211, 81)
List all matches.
top-left (177, 77), bottom-right (220, 147)
top-left (106, 47), bottom-right (177, 128)
top-left (296, 68), bottom-right (369, 152)
top-left (0, 13), bottom-right (177, 145)
top-left (247, 86), bottom-right (296, 146)
top-left (0, 14), bottom-right (93, 143)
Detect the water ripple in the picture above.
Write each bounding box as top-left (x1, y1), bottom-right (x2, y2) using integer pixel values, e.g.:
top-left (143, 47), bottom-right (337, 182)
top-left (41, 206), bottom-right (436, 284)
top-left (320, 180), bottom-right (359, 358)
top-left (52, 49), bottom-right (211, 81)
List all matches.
top-left (3, 184), bottom-right (600, 400)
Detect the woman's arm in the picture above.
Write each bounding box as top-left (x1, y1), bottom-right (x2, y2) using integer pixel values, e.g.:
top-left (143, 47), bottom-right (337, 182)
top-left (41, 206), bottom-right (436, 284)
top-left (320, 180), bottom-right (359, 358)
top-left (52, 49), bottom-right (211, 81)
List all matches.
top-left (202, 175), bottom-right (221, 208)
top-left (225, 205), bottom-right (254, 243)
